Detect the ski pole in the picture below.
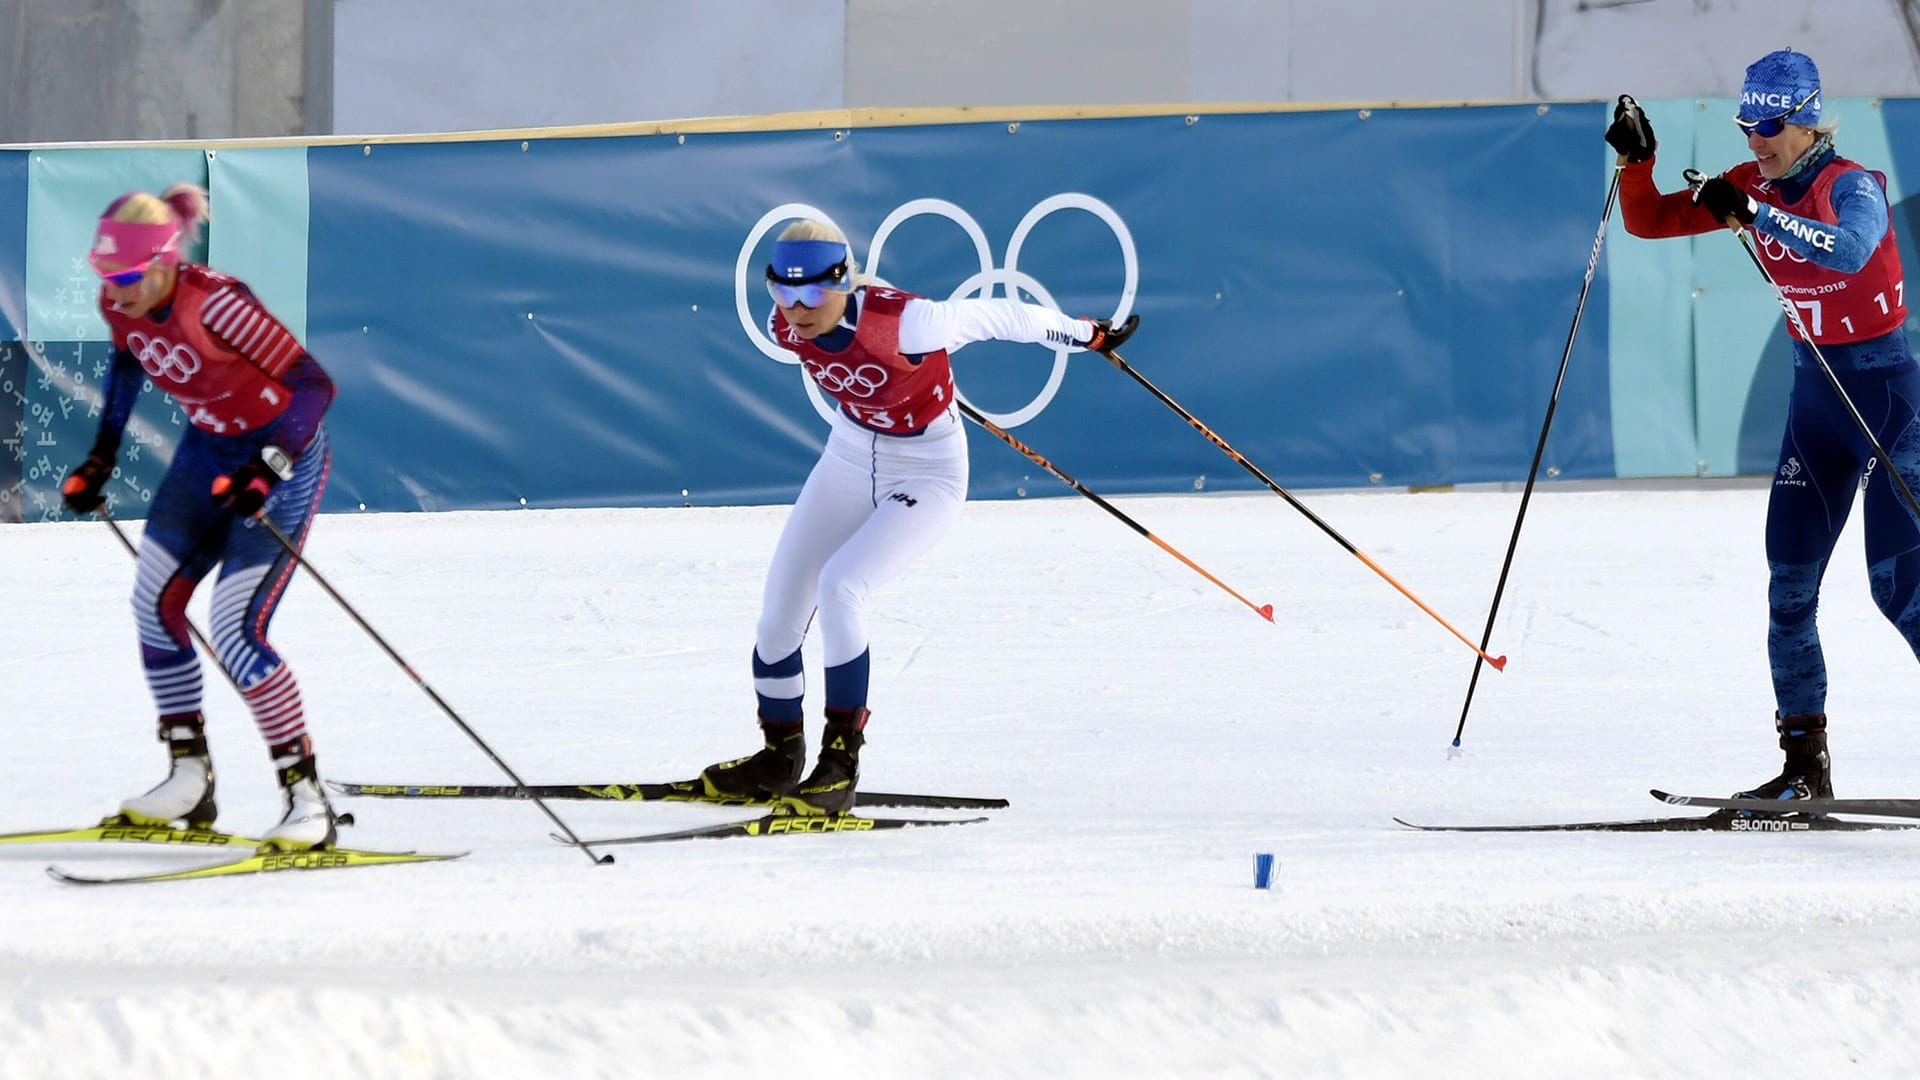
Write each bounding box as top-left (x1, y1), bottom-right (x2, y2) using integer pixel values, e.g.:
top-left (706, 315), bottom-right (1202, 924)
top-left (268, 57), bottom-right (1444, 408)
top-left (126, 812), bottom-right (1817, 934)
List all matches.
top-left (254, 515), bottom-right (612, 865)
top-left (1094, 346), bottom-right (1506, 669)
top-left (1451, 95), bottom-right (1643, 750)
top-left (958, 400), bottom-right (1274, 622)
top-left (1684, 166), bottom-right (1920, 524)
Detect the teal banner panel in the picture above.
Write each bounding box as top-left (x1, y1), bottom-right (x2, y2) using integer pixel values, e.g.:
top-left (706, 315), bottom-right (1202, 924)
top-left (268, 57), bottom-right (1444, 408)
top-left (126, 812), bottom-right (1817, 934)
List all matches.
top-left (25, 148), bottom-right (208, 342)
top-left (1603, 97), bottom-right (1702, 479)
top-left (19, 148), bottom-right (206, 521)
top-left (207, 145), bottom-right (310, 341)
top-left (1686, 98), bottom-right (1786, 480)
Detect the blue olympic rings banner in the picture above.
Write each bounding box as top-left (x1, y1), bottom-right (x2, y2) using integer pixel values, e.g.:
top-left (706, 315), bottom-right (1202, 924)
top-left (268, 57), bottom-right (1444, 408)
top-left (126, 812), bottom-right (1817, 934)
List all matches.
top-left (1, 100), bottom-right (1916, 520)
top-left (305, 106), bottom-right (1608, 513)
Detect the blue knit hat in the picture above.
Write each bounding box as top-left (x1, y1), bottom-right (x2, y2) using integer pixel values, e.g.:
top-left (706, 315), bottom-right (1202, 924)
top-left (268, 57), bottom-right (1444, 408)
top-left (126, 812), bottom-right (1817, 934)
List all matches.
top-left (1738, 49), bottom-right (1821, 126)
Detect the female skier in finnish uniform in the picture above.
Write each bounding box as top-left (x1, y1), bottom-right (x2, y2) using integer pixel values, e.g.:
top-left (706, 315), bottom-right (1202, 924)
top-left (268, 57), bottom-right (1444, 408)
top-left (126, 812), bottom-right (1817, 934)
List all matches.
top-left (1608, 49), bottom-right (1918, 802)
top-left (62, 183), bottom-right (340, 850)
top-left (699, 219), bottom-right (1137, 814)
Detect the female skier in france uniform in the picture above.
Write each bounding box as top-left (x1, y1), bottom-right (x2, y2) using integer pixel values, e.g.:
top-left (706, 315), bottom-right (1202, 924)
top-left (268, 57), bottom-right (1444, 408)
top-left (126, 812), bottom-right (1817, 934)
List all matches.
top-left (62, 183), bottom-right (340, 850)
top-left (699, 219), bottom-right (1137, 814)
top-left (1608, 49), bottom-right (1917, 802)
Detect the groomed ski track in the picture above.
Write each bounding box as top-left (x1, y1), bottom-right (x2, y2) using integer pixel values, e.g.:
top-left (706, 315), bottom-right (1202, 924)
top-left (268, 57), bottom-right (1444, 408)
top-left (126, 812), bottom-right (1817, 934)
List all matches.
top-left (9, 487), bottom-right (1920, 1077)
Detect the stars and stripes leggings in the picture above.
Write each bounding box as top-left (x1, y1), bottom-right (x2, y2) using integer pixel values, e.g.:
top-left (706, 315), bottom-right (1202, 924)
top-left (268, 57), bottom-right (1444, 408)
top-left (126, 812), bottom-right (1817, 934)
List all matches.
top-left (130, 424), bottom-right (329, 749)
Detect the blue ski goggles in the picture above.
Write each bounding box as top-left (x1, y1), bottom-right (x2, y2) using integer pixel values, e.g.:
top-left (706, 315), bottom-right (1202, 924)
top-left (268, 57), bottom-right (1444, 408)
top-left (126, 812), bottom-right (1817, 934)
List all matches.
top-left (766, 279), bottom-right (849, 309)
top-left (765, 255), bottom-right (852, 309)
top-left (1735, 90), bottom-right (1818, 138)
top-left (99, 263), bottom-right (150, 287)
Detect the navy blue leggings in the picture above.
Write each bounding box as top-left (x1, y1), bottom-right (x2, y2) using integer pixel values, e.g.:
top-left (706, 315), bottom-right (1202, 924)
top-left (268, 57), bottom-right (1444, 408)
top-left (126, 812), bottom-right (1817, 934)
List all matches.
top-left (1765, 348), bottom-right (1920, 718)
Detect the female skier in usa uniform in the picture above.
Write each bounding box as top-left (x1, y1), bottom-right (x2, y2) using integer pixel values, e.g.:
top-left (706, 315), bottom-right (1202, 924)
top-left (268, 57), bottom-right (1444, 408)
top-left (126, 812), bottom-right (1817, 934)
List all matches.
top-left (1609, 50), bottom-right (1917, 802)
top-left (62, 184), bottom-right (340, 850)
top-left (699, 219), bottom-right (1137, 814)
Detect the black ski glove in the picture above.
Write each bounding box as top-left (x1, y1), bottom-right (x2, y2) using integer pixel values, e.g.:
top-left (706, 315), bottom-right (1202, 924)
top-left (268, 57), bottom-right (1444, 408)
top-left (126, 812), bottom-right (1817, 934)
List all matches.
top-left (1082, 314), bottom-right (1139, 355)
top-left (61, 431), bottom-right (121, 514)
top-left (1604, 94), bottom-right (1655, 163)
top-left (1694, 176), bottom-right (1758, 226)
top-left (213, 445), bottom-right (294, 518)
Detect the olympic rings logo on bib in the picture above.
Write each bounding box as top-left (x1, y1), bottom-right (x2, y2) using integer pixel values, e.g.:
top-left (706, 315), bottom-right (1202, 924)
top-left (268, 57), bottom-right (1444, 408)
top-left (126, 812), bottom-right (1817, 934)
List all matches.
top-left (1756, 232), bottom-right (1809, 266)
top-left (125, 330), bottom-right (203, 382)
top-left (808, 361), bottom-right (888, 398)
top-left (736, 195), bottom-right (1137, 428)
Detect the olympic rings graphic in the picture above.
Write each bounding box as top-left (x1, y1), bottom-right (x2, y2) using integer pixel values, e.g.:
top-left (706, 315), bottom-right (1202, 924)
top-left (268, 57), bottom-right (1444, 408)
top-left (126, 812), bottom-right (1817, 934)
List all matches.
top-left (809, 361), bottom-right (888, 398)
top-left (735, 195), bottom-right (1137, 427)
top-left (125, 331), bottom-right (202, 382)
top-left (1755, 232), bottom-right (1808, 266)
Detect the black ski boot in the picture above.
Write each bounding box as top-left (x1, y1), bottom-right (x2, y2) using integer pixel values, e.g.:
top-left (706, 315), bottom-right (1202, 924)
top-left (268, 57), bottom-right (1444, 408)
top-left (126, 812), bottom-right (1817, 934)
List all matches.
top-left (700, 718), bottom-right (806, 798)
top-left (778, 707), bottom-right (867, 816)
top-left (114, 712), bottom-right (218, 830)
top-left (1735, 716), bottom-right (1833, 802)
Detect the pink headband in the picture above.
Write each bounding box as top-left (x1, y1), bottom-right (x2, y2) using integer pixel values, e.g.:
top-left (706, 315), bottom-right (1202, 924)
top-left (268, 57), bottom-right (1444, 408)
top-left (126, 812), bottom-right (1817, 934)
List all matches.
top-left (87, 218), bottom-right (182, 276)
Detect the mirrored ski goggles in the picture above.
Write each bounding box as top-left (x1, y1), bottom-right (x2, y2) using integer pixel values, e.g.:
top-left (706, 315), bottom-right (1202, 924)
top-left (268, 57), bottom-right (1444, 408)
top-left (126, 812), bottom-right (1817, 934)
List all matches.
top-left (96, 262), bottom-right (150, 287)
top-left (766, 279), bottom-right (852, 309)
top-left (1735, 90), bottom-right (1818, 138)
top-left (765, 258), bottom-right (852, 309)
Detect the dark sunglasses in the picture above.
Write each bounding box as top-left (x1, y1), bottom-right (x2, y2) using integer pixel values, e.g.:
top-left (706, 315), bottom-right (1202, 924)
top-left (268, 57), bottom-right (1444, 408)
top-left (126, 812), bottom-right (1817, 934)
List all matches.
top-left (1735, 90), bottom-right (1818, 138)
top-left (99, 265), bottom-right (148, 287)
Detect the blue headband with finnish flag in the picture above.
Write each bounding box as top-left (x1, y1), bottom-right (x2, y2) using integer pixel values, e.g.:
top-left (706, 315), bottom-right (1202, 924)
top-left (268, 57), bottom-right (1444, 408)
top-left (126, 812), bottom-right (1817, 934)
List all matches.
top-left (767, 239), bottom-right (853, 288)
top-left (1738, 49), bottom-right (1821, 125)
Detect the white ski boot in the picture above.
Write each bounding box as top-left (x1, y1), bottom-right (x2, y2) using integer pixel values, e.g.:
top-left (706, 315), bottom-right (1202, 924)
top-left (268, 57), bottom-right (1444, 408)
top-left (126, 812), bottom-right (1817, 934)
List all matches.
top-left (115, 714), bottom-right (218, 830)
top-left (258, 737), bottom-right (337, 852)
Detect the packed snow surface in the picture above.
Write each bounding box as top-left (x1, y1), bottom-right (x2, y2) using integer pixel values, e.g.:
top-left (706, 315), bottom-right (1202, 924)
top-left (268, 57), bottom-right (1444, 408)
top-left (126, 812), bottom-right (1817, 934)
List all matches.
top-left (6, 484), bottom-right (1920, 1077)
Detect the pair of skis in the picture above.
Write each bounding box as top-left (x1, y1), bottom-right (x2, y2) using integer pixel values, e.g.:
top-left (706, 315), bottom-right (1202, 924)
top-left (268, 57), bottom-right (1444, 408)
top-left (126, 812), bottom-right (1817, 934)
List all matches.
top-left (2, 817), bottom-right (465, 886)
top-left (10, 777), bottom-right (1003, 885)
top-left (1397, 790), bottom-right (1920, 832)
top-left (325, 777), bottom-right (1008, 845)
